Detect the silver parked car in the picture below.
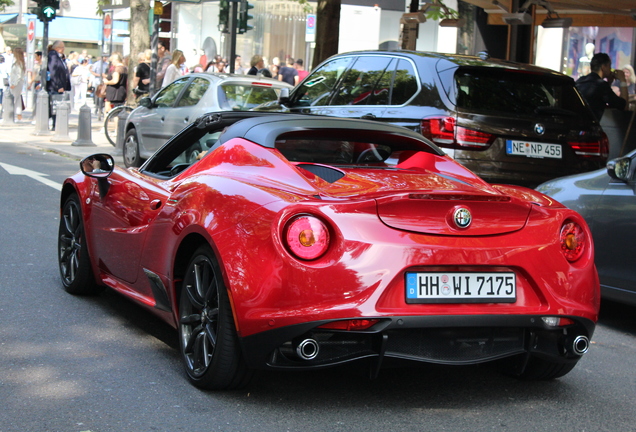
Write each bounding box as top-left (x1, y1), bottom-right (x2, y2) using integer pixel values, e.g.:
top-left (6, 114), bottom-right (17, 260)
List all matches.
top-left (536, 149), bottom-right (636, 306)
top-left (123, 73), bottom-right (293, 167)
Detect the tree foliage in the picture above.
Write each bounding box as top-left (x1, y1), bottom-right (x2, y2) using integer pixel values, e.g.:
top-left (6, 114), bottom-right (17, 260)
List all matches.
top-left (0, 0), bottom-right (13, 11)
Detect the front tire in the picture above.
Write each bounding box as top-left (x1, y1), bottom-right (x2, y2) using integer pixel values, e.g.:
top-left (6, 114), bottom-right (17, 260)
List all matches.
top-left (124, 128), bottom-right (142, 168)
top-left (178, 245), bottom-right (252, 390)
top-left (58, 194), bottom-right (100, 295)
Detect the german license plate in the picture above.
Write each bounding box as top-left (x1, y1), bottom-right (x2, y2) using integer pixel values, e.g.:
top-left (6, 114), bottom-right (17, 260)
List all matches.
top-left (506, 140), bottom-right (562, 159)
top-left (406, 272), bottom-right (516, 303)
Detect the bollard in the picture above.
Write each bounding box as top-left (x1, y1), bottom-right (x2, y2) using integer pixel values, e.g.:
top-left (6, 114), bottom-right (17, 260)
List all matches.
top-left (51, 101), bottom-right (72, 142)
top-left (2, 91), bottom-right (15, 125)
top-left (33, 90), bottom-right (51, 136)
top-left (113, 108), bottom-right (128, 156)
top-left (72, 104), bottom-right (95, 147)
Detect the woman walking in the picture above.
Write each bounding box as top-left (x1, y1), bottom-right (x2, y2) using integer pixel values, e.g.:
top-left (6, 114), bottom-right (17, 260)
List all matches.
top-left (102, 52), bottom-right (128, 111)
top-left (161, 50), bottom-right (186, 88)
top-left (9, 47), bottom-right (26, 121)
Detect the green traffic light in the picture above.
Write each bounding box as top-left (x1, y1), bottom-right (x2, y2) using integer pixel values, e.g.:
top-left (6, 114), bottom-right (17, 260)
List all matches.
top-left (42, 5), bottom-right (55, 18)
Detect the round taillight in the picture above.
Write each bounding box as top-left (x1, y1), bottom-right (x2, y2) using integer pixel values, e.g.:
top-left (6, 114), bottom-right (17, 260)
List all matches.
top-left (285, 215), bottom-right (330, 260)
top-left (560, 221), bottom-right (585, 262)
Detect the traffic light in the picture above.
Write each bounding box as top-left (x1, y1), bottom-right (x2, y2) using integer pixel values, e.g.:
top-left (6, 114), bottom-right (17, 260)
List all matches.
top-left (33, 0), bottom-right (59, 23)
top-left (238, 0), bottom-right (254, 34)
top-left (218, 0), bottom-right (229, 34)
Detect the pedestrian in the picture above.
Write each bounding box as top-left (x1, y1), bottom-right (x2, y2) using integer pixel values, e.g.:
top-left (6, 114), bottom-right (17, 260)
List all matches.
top-left (90, 54), bottom-right (108, 118)
top-left (162, 50), bottom-right (186, 87)
top-left (28, 51), bottom-right (42, 121)
top-left (132, 49), bottom-right (151, 99)
top-left (46, 40), bottom-right (71, 130)
top-left (71, 58), bottom-right (91, 109)
top-left (155, 42), bottom-right (172, 87)
top-left (247, 54), bottom-right (264, 75)
top-left (234, 55), bottom-right (245, 74)
top-left (294, 58), bottom-right (308, 81)
top-left (102, 52), bottom-right (127, 111)
top-left (575, 52), bottom-right (628, 121)
top-left (278, 58), bottom-right (299, 86)
top-left (9, 47), bottom-right (26, 121)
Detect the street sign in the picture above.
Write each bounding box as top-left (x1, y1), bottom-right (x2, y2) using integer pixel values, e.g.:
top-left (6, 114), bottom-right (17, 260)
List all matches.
top-left (104, 12), bottom-right (112, 39)
top-left (27, 19), bottom-right (35, 43)
top-left (306, 14), bottom-right (316, 43)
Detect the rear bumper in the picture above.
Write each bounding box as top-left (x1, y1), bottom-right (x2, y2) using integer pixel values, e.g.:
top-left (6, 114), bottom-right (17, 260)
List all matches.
top-left (240, 314), bottom-right (596, 370)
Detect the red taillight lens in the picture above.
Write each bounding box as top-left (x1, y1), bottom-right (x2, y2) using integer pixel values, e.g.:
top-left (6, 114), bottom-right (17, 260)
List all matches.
top-left (421, 116), bottom-right (495, 149)
top-left (568, 132), bottom-right (609, 158)
top-left (317, 319), bottom-right (380, 331)
top-left (285, 215), bottom-right (330, 260)
top-left (560, 221), bottom-right (586, 262)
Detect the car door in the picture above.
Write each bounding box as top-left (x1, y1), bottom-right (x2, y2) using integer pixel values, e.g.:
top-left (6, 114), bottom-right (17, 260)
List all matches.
top-left (327, 55), bottom-right (395, 121)
top-left (137, 77), bottom-right (191, 153)
top-left (85, 169), bottom-right (169, 291)
top-left (588, 153), bottom-right (636, 293)
top-left (164, 76), bottom-right (212, 135)
top-left (287, 56), bottom-right (354, 115)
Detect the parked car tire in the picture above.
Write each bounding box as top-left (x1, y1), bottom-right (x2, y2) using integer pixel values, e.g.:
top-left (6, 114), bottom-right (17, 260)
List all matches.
top-left (178, 245), bottom-right (253, 390)
top-left (58, 194), bottom-right (101, 295)
top-left (124, 128), bottom-right (143, 168)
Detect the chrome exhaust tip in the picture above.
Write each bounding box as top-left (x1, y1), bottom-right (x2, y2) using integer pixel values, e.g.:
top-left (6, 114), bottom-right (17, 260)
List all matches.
top-left (296, 338), bottom-right (320, 360)
top-left (572, 335), bottom-right (590, 356)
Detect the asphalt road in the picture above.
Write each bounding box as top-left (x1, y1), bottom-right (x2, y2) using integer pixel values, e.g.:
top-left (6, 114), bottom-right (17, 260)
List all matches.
top-left (1, 141), bottom-right (635, 432)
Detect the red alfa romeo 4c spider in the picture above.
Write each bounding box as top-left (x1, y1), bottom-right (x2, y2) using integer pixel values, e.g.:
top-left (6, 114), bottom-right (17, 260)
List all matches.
top-left (58, 112), bottom-right (599, 389)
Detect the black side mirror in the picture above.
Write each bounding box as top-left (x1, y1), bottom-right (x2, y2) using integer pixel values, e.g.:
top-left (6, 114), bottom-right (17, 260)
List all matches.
top-left (139, 96), bottom-right (153, 108)
top-left (278, 87), bottom-right (290, 106)
top-left (80, 154), bottom-right (115, 197)
top-left (607, 157), bottom-right (631, 182)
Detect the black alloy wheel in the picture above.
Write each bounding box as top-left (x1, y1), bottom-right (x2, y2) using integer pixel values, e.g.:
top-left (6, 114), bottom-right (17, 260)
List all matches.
top-left (58, 194), bottom-right (100, 295)
top-left (179, 245), bottom-right (252, 390)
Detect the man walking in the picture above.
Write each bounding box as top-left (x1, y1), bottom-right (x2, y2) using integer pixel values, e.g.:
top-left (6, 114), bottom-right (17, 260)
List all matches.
top-left (46, 40), bottom-right (71, 129)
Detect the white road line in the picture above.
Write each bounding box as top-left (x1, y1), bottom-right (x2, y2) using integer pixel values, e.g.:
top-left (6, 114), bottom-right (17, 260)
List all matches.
top-left (0, 162), bottom-right (63, 191)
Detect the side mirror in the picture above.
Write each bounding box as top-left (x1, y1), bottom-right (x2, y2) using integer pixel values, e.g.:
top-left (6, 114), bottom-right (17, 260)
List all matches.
top-left (81, 154), bottom-right (115, 179)
top-left (138, 96), bottom-right (153, 108)
top-left (278, 87), bottom-right (290, 106)
top-left (607, 156), bottom-right (631, 182)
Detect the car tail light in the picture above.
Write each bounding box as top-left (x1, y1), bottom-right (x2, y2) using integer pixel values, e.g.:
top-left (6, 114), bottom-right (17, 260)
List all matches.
top-left (285, 215), bottom-right (330, 260)
top-left (568, 131), bottom-right (609, 158)
top-left (541, 317), bottom-right (575, 327)
top-left (317, 319), bottom-right (380, 331)
top-left (421, 116), bottom-right (496, 149)
top-left (560, 221), bottom-right (586, 262)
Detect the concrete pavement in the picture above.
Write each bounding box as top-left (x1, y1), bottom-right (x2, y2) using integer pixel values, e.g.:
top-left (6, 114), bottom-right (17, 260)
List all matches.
top-left (0, 103), bottom-right (125, 165)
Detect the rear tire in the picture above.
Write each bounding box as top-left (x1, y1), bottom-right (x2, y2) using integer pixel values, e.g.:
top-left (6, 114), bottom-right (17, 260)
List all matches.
top-left (178, 245), bottom-right (253, 390)
top-left (104, 105), bottom-right (133, 146)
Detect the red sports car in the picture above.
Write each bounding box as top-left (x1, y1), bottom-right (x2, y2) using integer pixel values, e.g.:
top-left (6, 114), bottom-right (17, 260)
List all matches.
top-left (58, 112), bottom-right (599, 390)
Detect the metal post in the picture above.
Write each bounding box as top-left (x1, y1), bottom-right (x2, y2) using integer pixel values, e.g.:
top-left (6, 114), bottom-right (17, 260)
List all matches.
top-left (2, 91), bottom-right (15, 125)
top-left (229, 0), bottom-right (238, 74)
top-left (33, 90), bottom-right (51, 135)
top-left (51, 101), bottom-right (71, 142)
top-left (149, 4), bottom-right (160, 96)
top-left (72, 104), bottom-right (95, 146)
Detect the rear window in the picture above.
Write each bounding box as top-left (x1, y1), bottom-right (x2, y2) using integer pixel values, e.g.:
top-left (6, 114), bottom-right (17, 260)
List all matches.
top-left (220, 84), bottom-right (282, 110)
top-left (455, 69), bottom-right (589, 117)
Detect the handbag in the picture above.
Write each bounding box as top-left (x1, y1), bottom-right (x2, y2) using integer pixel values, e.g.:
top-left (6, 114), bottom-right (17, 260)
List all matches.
top-left (21, 95), bottom-right (25, 111)
top-left (96, 83), bottom-right (107, 98)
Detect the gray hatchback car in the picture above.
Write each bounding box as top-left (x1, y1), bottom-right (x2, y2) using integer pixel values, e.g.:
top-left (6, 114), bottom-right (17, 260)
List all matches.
top-left (123, 73), bottom-right (292, 167)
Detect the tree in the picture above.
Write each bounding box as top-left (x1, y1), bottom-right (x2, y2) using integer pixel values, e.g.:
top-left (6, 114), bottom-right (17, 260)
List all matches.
top-left (0, 0), bottom-right (13, 11)
top-left (311, 0), bottom-right (340, 67)
top-left (126, 0), bottom-right (150, 104)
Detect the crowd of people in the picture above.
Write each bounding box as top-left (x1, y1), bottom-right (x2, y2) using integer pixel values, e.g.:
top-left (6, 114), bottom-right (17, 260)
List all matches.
top-left (0, 40), bottom-right (310, 127)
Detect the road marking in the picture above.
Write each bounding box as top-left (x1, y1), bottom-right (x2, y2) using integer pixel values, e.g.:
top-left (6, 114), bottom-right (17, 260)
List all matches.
top-left (0, 162), bottom-right (63, 191)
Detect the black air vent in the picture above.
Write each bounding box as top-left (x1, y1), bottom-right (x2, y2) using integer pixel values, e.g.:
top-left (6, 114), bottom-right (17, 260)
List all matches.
top-left (296, 164), bottom-right (345, 184)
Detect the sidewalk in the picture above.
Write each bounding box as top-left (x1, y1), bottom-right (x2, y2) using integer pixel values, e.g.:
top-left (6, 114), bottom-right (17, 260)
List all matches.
top-left (0, 100), bottom-right (124, 165)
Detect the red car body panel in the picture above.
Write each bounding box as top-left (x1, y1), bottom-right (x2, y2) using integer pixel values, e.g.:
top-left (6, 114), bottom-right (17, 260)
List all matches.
top-left (61, 113), bottom-right (599, 375)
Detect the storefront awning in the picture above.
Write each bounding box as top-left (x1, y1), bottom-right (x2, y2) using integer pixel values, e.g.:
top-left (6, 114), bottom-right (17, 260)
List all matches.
top-left (22, 13), bottom-right (128, 44)
top-left (463, 0), bottom-right (636, 27)
top-left (0, 13), bottom-right (18, 24)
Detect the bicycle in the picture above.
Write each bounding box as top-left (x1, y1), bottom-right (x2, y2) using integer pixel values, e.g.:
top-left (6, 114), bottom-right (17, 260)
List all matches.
top-left (104, 104), bottom-right (135, 146)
